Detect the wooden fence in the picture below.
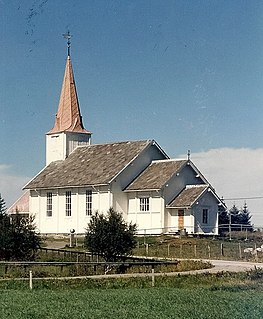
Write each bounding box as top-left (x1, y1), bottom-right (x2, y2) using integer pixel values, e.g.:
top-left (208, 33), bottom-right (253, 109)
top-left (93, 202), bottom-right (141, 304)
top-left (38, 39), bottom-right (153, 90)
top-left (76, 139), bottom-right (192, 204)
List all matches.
top-left (0, 259), bottom-right (179, 289)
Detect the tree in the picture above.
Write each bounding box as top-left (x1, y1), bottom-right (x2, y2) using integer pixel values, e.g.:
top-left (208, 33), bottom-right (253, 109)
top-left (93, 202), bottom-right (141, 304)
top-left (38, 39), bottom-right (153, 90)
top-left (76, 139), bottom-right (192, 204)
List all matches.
top-left (218, 202), bottom-right (253, 234)
top-left (239, 202), bottom-right (253, 230)
top-left (84, 208), bottom-right (137, 262)
top-left (0, 193), bottom-right (6, 215)
top-left (0, 203), bottom-right (41, 261)
top-left (229, 204), bottom-right (240, 226)
top-left (228, 203), bottom-right (252, 231)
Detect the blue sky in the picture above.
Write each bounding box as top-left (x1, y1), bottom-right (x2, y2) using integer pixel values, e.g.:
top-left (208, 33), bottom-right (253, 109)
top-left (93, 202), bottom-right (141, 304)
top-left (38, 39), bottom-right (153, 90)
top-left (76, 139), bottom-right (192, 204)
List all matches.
top-left (1, 0), bottom-right (263, 224)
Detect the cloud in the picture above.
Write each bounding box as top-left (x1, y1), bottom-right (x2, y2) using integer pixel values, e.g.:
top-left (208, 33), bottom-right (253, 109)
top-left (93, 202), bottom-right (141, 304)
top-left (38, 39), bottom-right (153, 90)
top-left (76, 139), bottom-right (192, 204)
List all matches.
top-left (0, 165), bottom-right (29, 209)
top-left (186, 148), bottom-right (263, 226)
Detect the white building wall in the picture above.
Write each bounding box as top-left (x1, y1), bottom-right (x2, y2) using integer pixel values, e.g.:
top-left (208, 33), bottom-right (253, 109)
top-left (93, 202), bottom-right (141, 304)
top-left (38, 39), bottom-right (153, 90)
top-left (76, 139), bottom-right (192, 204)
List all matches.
top-left (193, 191), bottom-right (219, 235)
top-left (127, 191), bottom-right (164, 234)
top-left (46, 133), bottom-right (66, 165)
top-left (111, 143), bottom-right (167, 221)
top-left (165, 208), bottom-right (194, 234)
top-left (46, 132), bottom-right (91, 166)
top-left (30, 186), bottom-right (112, 234)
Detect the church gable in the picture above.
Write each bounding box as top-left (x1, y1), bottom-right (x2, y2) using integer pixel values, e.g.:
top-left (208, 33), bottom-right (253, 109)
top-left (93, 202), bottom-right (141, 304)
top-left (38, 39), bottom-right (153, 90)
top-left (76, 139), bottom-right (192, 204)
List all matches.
top-left (125, 159), bottom-right (187, 191)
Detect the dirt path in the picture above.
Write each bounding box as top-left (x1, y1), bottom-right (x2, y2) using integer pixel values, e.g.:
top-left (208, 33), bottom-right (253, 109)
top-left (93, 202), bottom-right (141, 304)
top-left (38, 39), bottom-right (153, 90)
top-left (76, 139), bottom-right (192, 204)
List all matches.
top-left (203, 259), bottom-right (263, 273)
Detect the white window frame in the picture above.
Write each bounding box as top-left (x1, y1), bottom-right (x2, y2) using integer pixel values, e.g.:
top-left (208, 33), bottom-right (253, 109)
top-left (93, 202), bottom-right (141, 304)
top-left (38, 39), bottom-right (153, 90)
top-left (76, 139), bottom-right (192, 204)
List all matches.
top-left (202, 208), bottom-right (208, 224)
top-left (65, 191), bottom-right (71, 217)
top-left (140, 197), bottom-right (149, 212)
top-left (86, 190), bottom-right (92, 216)
top-left (46, 192), bottom-right (52, 217)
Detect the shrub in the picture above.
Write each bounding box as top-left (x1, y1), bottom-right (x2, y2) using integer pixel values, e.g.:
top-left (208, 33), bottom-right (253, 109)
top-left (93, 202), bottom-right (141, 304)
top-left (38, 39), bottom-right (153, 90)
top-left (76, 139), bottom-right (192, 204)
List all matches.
top-left (0, 213), bottom-right (41, 260)
top-left (84, 208), bottom-right (137, 261)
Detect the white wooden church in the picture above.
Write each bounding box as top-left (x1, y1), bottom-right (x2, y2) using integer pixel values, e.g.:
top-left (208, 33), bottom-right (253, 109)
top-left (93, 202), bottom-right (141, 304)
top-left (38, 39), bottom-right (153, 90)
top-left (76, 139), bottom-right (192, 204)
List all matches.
top-left (9, 44), bottom-right (225, 235)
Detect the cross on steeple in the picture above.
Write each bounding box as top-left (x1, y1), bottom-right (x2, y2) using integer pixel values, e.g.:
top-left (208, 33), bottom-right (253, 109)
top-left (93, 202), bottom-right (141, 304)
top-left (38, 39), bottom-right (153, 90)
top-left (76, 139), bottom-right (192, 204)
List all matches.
top-left (187, 149), bottom-right (191, 160)
top-left (63, 30), bottom-right (72, 56)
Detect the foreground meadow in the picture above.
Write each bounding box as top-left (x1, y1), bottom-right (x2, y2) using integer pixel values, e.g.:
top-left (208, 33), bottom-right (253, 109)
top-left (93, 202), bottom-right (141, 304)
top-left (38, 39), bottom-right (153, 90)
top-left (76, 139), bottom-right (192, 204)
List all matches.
top-left (1, 271), bottom-right (263, 319)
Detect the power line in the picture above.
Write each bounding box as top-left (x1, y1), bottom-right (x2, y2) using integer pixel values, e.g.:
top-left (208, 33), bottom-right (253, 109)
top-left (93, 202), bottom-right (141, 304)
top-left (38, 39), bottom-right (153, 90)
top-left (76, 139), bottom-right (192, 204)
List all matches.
top-left (223, 196), bottom-right (263, 201)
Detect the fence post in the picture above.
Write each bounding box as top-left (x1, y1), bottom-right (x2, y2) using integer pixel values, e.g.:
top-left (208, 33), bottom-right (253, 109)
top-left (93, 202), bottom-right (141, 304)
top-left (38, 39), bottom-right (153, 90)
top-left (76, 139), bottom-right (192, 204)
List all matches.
top-left (29, 271), bottom-right (33, 290)
top-left (208, 245), bottom-right (211, 258)
top-left (146, 243), bottom-right (149, 256)
top-left (221, 243), bottom-right (224, 256)
top-left (167, 244), bottom-right (170, 257)
top-left (254, 243), bottom-right (258, 262)
top-left (194, 244), bottom-right (197, 258)
top-left (180, 244), bottom-right (183, 258)
top-left (151, 266), bottom-right (155, 287)
top-left (238, 243), bottom-right (242, 259)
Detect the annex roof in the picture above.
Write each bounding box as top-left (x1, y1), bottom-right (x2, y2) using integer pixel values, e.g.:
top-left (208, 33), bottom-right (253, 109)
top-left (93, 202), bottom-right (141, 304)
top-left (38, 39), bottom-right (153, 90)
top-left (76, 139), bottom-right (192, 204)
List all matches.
top-left (168, 185), bottom-right (208, 208)
top-left (24, 140), bottom-right (155, 189)
top-left (48, 56), bottom-right (91, 135)
top-left (7, 191), bottom-right (30, 213)
top-left (125, 159), bottom-right (187, 191)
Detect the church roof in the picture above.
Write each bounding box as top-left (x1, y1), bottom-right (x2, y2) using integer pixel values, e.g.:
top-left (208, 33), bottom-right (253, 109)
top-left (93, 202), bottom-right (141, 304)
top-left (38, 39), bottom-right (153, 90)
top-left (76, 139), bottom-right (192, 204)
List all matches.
top-left (24, 140), bottom-right (154, 189)
top-left (167, 185), bottom-right (208, 208)
top-left (125, 159), bottom-right (187, 191)
top-left (48, 56), bottom-right (91, 135)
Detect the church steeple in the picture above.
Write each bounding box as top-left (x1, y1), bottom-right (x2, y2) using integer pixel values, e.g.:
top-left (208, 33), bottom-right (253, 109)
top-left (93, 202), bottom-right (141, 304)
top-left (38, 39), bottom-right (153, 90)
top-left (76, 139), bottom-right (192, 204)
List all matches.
top-left (48, 55), bottom-right (91, 135)
top-left (46, 32), bottom-right (91, 166)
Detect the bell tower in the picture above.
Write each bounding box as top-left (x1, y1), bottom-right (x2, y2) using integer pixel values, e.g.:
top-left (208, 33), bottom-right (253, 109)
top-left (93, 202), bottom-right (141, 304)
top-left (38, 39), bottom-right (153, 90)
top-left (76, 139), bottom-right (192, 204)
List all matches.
top-left (46, 32), bottom-right (92, 165)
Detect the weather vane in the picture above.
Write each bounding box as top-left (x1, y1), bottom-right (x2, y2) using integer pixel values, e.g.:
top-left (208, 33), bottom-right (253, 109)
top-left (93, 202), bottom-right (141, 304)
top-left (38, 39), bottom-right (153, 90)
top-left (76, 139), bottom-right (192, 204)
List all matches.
top-left (63, 30), bottom-right (72, 56)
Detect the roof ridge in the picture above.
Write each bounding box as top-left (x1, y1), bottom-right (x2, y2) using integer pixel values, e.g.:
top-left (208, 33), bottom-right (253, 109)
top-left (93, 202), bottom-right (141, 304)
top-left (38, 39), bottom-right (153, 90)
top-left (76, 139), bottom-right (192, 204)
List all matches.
top-left (151, 158), bottom-right (187, 163)
top-left (74, 139), bottom-right (152, 148)
top-left (185, 184), bottom-right (208, 188)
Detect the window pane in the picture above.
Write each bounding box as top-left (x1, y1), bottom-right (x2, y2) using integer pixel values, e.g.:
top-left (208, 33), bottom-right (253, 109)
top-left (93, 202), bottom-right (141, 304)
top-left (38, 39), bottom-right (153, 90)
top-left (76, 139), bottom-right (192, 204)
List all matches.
top-left (202, 209), bottom-right (208, 224)
top-left (66, 191), bottom-right (71, 216)
top-left (86, 190), bottom-right (92, 216)
top-left (46, 192), bottom-right (52, 217)
top-left (140, 198), bottom-right (149, 211)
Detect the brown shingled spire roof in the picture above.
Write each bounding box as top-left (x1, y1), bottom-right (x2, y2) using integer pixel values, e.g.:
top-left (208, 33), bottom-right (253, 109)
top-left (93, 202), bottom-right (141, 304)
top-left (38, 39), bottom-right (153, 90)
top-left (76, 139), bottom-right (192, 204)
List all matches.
top-left (48, 56), bottom-right (91, 134)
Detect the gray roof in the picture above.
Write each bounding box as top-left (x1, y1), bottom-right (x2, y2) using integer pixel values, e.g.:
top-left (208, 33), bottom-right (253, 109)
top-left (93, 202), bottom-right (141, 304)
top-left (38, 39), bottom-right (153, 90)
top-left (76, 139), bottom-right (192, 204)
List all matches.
top-left (126, 160), bottom-right (187, 191)
top-left (24, 140), bottom-right (153, 189)
top-left (168, 185), bottom-right (208, 208)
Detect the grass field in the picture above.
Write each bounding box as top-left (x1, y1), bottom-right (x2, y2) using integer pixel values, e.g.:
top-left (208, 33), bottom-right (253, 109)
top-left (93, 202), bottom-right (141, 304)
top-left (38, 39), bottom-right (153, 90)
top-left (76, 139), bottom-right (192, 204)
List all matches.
top-left (1, 286), bottom-right (263, 318)
top-left (1, 271), bottom-right (263, 318)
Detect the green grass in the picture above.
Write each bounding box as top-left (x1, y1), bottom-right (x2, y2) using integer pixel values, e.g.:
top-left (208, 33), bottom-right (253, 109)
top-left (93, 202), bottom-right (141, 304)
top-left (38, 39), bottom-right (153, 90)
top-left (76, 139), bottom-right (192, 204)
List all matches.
top-left (0, 258), bottom-right (212, 279)
top-left (0, 286), bottom-right (263, 318)
top-left (134, 235), bottom-right (263, 261)
top-left (1, 270), bottom-right (263, 318)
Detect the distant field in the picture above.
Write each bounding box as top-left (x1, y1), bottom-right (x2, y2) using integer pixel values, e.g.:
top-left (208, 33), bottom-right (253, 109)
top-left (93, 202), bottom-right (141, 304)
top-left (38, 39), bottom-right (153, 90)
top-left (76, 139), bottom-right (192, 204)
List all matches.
top-left (1, 286), bottom-right (263, 319)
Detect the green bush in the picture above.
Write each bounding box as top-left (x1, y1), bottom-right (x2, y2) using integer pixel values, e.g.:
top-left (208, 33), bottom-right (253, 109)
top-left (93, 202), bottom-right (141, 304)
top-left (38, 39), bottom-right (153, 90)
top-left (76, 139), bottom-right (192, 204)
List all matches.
top-left (84, 208), bottom-right (137, 262)
top-left (0, 213), bottom-right (41, 261)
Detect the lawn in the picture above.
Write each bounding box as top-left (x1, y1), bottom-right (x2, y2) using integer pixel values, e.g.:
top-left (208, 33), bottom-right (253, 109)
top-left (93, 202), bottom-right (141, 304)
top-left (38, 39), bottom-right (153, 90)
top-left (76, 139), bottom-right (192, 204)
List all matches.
top-left (1, 286), bottom-right (263, 319)
top-left (1, 272), bottom-right (263, 319)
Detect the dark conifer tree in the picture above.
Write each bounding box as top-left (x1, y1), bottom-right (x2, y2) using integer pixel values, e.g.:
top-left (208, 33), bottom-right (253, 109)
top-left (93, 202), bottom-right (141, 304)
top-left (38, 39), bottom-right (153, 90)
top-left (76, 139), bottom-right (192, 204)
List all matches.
top-left (0, 194), bottom-right (6, 215)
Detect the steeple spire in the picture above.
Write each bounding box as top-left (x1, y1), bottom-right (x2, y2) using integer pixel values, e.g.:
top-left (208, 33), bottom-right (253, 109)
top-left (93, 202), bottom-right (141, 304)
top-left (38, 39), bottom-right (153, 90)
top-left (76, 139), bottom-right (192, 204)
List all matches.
top-left (46, 33), bottom-right (91, 165)
top-left (48, 33), bottom-right (91, 135)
